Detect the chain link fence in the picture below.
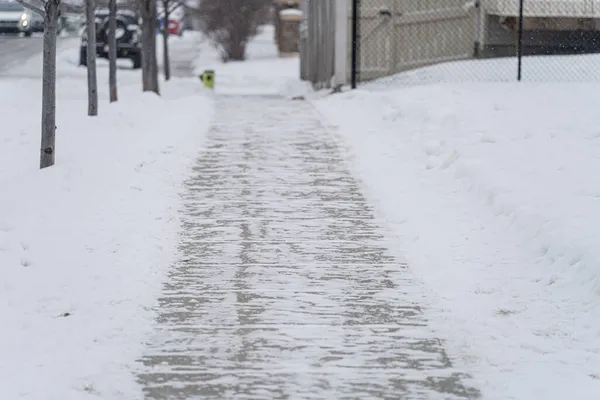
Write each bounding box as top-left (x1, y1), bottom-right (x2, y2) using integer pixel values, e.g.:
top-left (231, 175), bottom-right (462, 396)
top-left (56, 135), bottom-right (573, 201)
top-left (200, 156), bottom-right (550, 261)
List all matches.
top-left (351, 0), bottom-right (600, 86)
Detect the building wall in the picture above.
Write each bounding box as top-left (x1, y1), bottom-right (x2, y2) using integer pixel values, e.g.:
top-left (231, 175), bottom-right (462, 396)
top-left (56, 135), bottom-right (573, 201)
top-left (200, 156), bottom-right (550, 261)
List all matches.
top-left (299, 0), bottom-right (335, 88)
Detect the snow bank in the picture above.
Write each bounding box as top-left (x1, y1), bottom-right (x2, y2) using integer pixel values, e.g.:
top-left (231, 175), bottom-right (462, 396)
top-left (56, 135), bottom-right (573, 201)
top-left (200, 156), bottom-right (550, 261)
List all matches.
top-left (314, 75), bottom-right (600, 399)
top-left (0, 39), bottom-right (214, 399)
top-left (363, 52), bottom-right (600, 86)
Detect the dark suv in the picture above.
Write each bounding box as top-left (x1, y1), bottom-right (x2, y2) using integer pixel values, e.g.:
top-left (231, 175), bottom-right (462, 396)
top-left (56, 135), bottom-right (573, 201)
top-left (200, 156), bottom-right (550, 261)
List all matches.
top-left (79, 9), bottom-right (142, 69)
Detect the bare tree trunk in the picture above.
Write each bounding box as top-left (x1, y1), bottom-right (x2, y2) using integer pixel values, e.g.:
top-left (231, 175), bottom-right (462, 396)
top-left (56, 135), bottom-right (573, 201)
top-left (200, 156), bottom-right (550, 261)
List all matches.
top-left (85, 0), bottom-right (98, 115)
top-left (140, 11), bottom-right (151, 90)
top-left (139, 0), bottom-right (160, 94)
top-left (150, 0), bottom-right (160, 92)
top-left (40, 0), bottom-right (60, 169)
top-left (108, 0), bottom-right (118, 102)
top-left (161, 0), bottom-right (171, 81)
top-left (226, 41), bottom-right (246, 61)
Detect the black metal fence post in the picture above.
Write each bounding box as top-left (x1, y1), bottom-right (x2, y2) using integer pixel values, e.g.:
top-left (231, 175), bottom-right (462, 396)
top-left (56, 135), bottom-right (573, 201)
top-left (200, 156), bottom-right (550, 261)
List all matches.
top-left (351, 0), bottom-right (359, 89)
top-left (517, 0), bottom-right (524, 81)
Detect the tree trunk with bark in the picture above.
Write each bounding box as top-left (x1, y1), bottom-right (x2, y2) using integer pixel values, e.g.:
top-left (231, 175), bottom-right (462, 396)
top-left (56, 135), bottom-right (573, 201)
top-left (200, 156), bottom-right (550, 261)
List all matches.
top-left (85, 0), bottom-right (98, 115)
top-left (161, 0), bottom-right (171, 81)
top-left (108, 0), bottom-right (118, 102)
top-left (224, 34), bottom-right (246, 61)
top-left (150, 0), bottom-right (160, 92)
top-left (139, 0), bottom-right (160, 94)
top-left (40, 0), bottom-right (60, 169)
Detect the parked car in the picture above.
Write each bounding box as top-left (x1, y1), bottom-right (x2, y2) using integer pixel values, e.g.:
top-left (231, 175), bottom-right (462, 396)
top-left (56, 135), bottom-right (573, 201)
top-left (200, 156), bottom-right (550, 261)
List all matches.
top-left (79, 8), bottom-right (142, 69)
top-left (27, 10), bottom-right (44, 33)
top-left (0, 2), bottom-right (35, 36)
top-left (60, 13), bottom-right (85, 36)
top-left (167, 19), bottom-right (183, 36)
top-left (158, 17), bottom-right (183, 36)
top-left (0, 2), bottom-right (65, 36)
top-left (157, 3), bottom-right (184, 36)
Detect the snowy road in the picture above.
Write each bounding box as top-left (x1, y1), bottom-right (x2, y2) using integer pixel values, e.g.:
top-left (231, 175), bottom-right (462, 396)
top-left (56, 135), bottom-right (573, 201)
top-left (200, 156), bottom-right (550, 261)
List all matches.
top-left (137, 96), bottom-right (480, 399)
top-left (0, 36), bottom-right (42, 74)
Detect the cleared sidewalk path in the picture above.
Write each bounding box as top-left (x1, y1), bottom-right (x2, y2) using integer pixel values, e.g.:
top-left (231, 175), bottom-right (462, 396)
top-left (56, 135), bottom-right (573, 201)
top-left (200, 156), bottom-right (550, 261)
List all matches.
top-left (137, 96), bottom-right (479, 399)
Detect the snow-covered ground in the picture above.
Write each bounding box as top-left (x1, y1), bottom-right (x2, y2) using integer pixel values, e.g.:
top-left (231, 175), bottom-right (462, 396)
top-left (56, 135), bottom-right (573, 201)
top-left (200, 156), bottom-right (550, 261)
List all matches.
top-left (0, 37), bottom-right (213, 398)
top-left (153, 28), bottom-right (600, 398)
top-left (364, 52), bottom-right (600, 85)
top-left (314, 57), bottom-right (600, 399)
top-left (191, 25), bottom-right (310, 96)
top-left (3, 23), bottom-right (600, 400)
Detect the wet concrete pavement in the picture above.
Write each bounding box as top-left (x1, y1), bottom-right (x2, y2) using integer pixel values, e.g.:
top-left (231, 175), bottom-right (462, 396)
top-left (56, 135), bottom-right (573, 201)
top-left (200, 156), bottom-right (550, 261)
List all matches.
top-left (137, 96), bottom-right (480, 399)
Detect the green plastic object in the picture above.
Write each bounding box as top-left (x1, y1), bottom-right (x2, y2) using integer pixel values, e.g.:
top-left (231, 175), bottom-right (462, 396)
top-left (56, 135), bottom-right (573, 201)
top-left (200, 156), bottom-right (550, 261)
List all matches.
top-left (200, 70), bottom-right (215, 89)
